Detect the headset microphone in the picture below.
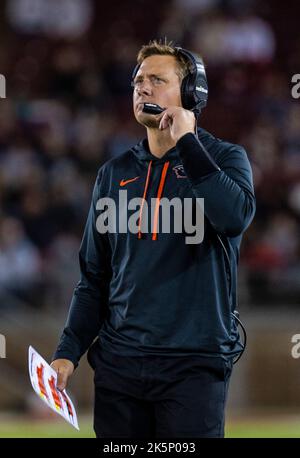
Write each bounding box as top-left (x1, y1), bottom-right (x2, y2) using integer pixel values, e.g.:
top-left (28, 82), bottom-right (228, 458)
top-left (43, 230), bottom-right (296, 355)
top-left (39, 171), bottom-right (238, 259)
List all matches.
top-left (142, 103), bottom-right (165, 115)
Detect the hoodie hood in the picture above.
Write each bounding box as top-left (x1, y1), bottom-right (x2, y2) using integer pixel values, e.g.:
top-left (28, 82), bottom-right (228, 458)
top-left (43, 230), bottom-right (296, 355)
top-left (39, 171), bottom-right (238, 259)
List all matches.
top-left (131, 138), bottom-right (179, 164)
top-left (131, 127), bottom-right (215, 164)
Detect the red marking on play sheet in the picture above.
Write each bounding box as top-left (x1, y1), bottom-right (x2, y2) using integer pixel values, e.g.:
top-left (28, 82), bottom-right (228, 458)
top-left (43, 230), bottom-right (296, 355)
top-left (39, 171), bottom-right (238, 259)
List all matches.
top-left (48, 375), bottom-right (63, 410)
top-left (36, 364), bottom-right (49, 400)
top-left (61, 391), bottom-right (74, 418)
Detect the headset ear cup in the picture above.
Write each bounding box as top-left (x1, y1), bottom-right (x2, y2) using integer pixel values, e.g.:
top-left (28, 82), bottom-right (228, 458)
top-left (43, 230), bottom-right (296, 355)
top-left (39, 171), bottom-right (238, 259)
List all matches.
top-left (181, 74), bottom-right (196, 110)
top-left (176, 47), bottom-right (208, 112)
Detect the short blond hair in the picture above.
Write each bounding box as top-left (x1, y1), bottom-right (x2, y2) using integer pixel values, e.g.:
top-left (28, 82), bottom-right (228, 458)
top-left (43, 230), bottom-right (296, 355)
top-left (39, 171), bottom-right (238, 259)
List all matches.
top-left (136, 38), bottom-right (190, 82)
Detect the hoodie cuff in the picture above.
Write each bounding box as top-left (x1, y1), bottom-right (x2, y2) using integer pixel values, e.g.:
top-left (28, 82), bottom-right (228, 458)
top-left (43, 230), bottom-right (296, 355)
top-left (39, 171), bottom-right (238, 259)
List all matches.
top-left (176, 133), bottom-right (220, 184)
top-left (51, 351), bottom-right (79, 369)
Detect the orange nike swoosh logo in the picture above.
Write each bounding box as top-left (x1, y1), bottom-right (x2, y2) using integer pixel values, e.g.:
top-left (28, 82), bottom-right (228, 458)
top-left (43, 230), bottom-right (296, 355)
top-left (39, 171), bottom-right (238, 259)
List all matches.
top-left (120, 176), bottom-right (140, 186)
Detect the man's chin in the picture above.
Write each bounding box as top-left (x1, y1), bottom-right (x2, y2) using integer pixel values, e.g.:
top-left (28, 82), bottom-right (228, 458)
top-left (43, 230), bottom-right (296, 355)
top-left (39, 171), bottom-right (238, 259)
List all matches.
top-left (136, 113), bottom-right (160, 129)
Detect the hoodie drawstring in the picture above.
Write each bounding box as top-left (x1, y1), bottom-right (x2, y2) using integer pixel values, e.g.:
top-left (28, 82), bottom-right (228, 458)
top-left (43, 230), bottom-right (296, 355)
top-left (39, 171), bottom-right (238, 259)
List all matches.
top-left (152, 161), bottom-right (169, 240)
top-left (138, 160), bottom-right (152, 239)
top-left (137, 160), bottom-right (170, 241)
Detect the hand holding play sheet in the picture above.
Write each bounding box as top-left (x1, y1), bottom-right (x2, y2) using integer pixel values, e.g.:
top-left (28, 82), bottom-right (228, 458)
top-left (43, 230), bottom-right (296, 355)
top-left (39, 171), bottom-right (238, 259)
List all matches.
top-left (28, 346), bottom-right (79, 430)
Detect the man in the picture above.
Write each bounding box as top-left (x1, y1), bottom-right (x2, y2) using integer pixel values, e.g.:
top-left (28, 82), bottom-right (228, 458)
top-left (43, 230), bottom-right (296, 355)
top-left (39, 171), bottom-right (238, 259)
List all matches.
top-left (51, 39), bottom-right (255, 438)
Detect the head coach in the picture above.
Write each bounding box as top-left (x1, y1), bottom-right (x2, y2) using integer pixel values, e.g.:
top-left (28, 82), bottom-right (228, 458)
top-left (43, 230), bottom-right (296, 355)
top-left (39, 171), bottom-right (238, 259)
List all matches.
top-left (50, 38), bottom-right (256, 438)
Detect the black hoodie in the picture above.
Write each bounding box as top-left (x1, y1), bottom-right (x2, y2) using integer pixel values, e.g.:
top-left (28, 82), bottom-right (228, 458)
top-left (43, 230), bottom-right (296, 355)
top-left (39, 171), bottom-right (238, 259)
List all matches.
top-left (53, 128), bottom-right (255, 366)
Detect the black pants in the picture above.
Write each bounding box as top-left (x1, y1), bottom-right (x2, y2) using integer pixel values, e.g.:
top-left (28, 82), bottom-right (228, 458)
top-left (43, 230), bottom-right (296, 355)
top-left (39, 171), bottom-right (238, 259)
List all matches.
top-left (87, 342), bottom-right (232, 438)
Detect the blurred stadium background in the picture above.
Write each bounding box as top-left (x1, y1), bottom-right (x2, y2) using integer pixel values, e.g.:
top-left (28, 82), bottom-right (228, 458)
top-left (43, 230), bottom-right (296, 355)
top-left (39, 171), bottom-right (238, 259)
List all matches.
top-left (1, 0), bottom-right (300, 438)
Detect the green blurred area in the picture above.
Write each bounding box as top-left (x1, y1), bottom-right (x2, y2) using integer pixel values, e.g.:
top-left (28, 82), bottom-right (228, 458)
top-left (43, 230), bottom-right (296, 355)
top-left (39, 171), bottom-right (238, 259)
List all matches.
top-left (1, 415), bottom-right (300, 438)
top-left (226, 421), bottom-right (300, 438)
top-left (0, 418), bottom-right (94, 438)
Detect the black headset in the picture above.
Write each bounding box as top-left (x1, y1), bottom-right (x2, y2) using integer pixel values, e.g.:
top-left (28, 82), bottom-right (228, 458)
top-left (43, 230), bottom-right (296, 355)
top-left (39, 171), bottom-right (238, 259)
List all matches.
top-left (131, 47), bottom-right (208, 116)
top-left (175, 47), bottom-right (208, 114)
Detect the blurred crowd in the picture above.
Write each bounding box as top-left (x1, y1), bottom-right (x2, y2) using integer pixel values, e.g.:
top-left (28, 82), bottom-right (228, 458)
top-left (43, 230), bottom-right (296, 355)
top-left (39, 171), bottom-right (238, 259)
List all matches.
top-left (0, 0), bottom-right (300, 310)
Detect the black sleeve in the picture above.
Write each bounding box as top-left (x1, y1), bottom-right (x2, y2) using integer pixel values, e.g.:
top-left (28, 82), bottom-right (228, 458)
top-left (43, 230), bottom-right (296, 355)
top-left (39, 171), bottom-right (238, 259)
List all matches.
top-left (176, 133), bottom-right (256, 237)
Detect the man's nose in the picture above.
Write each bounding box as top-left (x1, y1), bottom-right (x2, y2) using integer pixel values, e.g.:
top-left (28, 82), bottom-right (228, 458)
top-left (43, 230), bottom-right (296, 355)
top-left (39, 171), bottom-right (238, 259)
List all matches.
top-left (136, 81), bottom-right (152, 96)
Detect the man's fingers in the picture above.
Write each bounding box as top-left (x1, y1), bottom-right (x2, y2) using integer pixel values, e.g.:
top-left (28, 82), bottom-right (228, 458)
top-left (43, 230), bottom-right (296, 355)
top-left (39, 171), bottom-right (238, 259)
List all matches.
top-left (159, 113), bottom-right (166, 130)
top-left (159, 113), bottom-right (172, 130)
top-left (56, 369), bottom-right (68, 391)
top-left (50, 359), bottom-right (74, 392)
